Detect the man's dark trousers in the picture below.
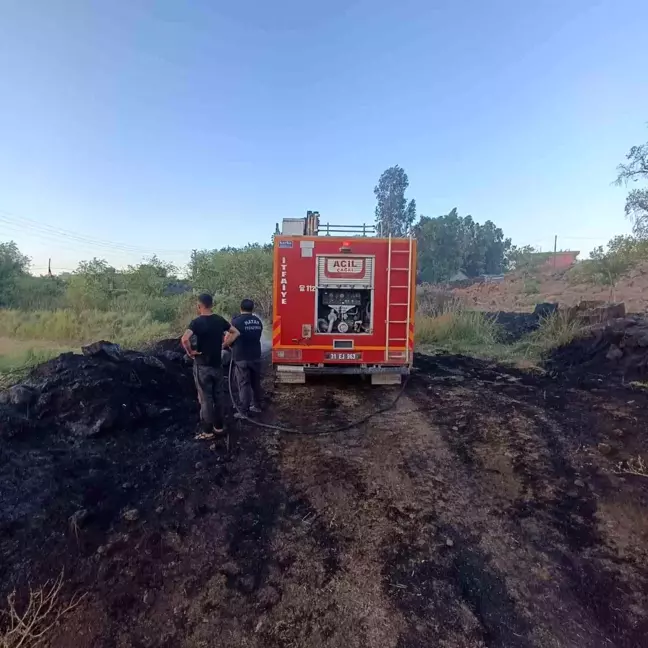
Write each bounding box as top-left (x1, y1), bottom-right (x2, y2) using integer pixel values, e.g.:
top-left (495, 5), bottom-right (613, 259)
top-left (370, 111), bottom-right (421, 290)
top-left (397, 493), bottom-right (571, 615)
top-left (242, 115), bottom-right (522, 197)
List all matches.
top-left (193, 364), bottom-right (224, 431)
top-left (234, 360), bottom-right (262, 412)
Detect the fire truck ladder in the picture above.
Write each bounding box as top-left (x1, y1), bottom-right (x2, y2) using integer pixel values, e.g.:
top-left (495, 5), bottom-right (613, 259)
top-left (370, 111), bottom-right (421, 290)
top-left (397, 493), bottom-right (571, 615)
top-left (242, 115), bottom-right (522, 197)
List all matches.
top-left (385, 234), bottom-right (414, 364)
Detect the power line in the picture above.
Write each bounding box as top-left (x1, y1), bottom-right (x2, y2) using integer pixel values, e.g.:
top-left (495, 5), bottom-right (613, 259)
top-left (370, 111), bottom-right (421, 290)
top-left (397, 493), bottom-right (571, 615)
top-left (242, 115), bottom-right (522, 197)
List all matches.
top-left (557, 236), bottom-right (611, 241)
top-left (0, 223), bottom-right (147, 258)
top-left (0, 213), bottom-right (152, 254)
top-left (0, 209), bottom-right (194, 255)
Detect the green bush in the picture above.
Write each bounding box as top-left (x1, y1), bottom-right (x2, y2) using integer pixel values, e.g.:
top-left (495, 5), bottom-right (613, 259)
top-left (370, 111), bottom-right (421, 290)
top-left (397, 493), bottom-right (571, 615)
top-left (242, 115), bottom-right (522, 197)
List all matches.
top-left (12, 275), bottom-right (67, 310)
top-left (189, 245), bottom-right (273, 318)
top-left (510, 311), bottom-right (585, 363)
top-left (570, 235), bottom-right (648, 297)
top-left (111, 294), bottom-right (186, 324)
top-left (416, 306), bottom-right (500, 351)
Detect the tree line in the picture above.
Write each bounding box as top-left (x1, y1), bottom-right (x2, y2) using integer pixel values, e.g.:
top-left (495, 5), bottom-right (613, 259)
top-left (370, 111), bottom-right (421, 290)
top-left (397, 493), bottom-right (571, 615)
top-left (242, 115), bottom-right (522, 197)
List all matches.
top-left (375, 165), bottom-right (528, 282)
top-left (1, 125), bottom-right (647, 317)
top-left (374, 124), bottom-right (648, 285)
top-left (0, 243), bottom-right (273, 325)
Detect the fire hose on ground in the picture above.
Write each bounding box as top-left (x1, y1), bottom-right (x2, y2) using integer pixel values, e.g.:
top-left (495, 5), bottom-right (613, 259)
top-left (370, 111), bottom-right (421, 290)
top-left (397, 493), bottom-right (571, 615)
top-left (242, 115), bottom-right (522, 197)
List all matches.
top-left (225, 355), bottom-right (410, 436)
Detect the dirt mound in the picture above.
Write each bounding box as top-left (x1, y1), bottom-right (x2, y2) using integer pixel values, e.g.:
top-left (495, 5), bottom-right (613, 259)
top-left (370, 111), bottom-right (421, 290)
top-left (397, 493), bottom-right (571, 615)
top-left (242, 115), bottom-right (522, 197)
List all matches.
top-left (0, 342), bottom-right (191, 441)
top-left (143, 337), bottom-right (185, 356)
top-left (548, 316), bottom-right (648, 381)
top-left (0, 343), bottom-right (202, 599)
top-left (453, 261), bottom-right (648, 313)
top-left (2, 345), bottom-right (648, 647)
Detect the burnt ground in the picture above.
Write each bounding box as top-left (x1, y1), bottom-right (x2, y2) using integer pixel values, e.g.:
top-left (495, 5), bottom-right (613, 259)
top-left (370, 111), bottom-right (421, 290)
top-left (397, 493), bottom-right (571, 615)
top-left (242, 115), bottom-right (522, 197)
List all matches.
top-left (1, 347), bottom-right (648, 648)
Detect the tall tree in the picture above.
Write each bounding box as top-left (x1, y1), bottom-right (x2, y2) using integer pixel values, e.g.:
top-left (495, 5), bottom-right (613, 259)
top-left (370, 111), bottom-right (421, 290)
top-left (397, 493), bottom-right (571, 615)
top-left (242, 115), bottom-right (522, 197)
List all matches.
top-left (414, 209), bottom-right (464, 283)
top-left (413, 209), bottom-right (511, 283)
top-left (374, 166), bottom-right (417, 237)
top-left (0, 241), bottom-right (30, 306)
top-left (477, 220), bottom-right (511, 275)
top-left (616, 130), bottom-right (648, 238)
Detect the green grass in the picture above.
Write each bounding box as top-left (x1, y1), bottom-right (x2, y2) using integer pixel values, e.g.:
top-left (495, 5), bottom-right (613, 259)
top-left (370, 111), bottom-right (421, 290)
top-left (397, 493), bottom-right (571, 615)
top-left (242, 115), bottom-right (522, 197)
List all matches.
top-left (415, 308), bottom-right (586, 367)
top-left (0, 346), bottom-right (76, 388)
top-left (0, 303), bottom-right (587, 388)
top-left (0, 308), bottom-right (176, 348)
top-left (0, 307), bottom-right (183, 387)
top-left (509, 311), bottom-right (584, 363)
top-left (416, 308), bottom-right (501, 354)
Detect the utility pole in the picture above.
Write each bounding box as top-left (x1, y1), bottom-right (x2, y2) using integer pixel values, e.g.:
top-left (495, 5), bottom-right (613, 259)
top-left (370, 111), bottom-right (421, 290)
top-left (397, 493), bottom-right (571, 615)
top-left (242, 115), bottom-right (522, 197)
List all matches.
top-left (553, 235), bottom-right (557, 269)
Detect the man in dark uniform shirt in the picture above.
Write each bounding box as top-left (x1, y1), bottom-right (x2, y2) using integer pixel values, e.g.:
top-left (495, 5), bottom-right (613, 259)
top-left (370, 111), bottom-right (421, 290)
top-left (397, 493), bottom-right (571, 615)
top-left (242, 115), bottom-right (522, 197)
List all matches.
top-left (181, 293), bottom-right (239, 439)
top-left (224, 299), bottom-right (263, 418)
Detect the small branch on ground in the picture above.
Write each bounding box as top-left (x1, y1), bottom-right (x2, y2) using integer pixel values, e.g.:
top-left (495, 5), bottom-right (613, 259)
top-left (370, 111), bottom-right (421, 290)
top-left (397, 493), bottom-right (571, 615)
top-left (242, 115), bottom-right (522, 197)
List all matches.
top-left (0, 571), bottom-right (86, 648)
top-left (614, 455), bottom-right (648, 478)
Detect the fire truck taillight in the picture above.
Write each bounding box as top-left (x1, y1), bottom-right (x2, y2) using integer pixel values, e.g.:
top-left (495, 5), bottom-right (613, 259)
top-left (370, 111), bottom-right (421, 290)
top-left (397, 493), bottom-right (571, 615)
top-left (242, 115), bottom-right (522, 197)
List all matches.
top-left (340, 241), bottom-right (352, 253)
top-left (275, 349), bottom-right (302, 360)
top-left (387, 351), bottom-right (406, 361)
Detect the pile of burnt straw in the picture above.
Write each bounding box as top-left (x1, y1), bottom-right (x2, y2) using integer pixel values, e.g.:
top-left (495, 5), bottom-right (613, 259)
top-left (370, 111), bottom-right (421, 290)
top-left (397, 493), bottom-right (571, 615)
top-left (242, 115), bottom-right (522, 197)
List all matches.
top-left (0, 340), bottom-right (194, 440)
top-left (547, 315), bottom-right (648, 381)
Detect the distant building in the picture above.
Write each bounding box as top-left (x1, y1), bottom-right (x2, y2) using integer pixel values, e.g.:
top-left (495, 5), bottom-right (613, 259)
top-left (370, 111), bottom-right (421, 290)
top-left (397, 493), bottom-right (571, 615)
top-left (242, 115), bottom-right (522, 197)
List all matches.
top-left (529, 251), bottom-right (580, 270)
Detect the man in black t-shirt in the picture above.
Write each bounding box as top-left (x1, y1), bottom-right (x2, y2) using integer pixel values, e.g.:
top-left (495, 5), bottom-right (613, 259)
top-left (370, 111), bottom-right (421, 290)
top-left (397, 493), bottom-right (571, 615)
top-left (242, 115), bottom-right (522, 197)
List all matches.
top-left (224, 299), bottom-right (263, 417)
top-left (181, 293), bottom-right (240, 438)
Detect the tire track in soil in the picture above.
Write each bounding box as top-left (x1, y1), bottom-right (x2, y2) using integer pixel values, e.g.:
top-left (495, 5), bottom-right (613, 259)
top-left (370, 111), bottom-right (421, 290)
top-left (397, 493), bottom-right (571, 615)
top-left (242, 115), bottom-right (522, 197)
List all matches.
top-left (269, 378), bottom-right (540, 647)
top-left (267, 378), bottom-right (408, 647)
top-left (495, 393), bottom-right (648, 648)
top-left (376, 385), bottom-right (549, 648)
top-left (406, 363), bottom-right (648, 648)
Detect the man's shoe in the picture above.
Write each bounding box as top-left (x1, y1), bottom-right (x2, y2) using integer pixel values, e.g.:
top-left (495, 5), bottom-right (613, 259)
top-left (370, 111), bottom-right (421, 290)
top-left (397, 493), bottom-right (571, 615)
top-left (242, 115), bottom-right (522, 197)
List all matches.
top-left (249, 405), bottom-right (262, 414)
top-left (233, 411), bottom-right (247, 420)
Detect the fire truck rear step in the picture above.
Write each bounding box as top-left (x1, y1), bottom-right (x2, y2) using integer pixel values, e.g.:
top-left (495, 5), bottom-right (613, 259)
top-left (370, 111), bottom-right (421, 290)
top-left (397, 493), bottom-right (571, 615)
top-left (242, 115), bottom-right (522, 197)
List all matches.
top-left (275, 364), bottom-right (407, 384)
top-left (275, 365), bottom-right (306, 384)
top-left (371, 373), bottom-right (402, 385)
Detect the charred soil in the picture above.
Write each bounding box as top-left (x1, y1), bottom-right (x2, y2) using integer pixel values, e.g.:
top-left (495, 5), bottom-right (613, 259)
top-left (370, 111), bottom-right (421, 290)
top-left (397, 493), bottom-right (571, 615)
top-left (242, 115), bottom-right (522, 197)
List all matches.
top-left (1, 344), bottom-right (648, 647)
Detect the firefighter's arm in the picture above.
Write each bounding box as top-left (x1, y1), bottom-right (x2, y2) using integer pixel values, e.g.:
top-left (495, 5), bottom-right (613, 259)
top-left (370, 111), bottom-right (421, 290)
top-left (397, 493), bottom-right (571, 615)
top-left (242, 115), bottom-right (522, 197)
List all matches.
top-left (222, 325), bottom-right (240, 349)
top-left (181, 329), bottom-right (200, 357)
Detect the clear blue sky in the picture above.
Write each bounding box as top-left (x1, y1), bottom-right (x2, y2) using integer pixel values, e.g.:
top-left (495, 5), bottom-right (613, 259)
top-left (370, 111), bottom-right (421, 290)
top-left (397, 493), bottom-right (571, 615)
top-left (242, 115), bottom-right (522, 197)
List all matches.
top-left (0, 0), bottom-right (646, 274)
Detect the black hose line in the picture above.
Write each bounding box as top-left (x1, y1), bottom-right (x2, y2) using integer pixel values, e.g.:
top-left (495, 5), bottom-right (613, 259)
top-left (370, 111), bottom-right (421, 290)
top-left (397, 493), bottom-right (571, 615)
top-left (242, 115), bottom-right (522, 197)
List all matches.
top-left (227, 360), bottom-right (409, 436)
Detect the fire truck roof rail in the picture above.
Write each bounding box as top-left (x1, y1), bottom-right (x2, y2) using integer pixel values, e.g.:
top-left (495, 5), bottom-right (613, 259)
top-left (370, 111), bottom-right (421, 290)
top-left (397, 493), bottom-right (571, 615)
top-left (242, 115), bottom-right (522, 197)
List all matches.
top-left (280, 214), bottom-right (377, 237)
top-left (317, 222), bottom-right (377, 236)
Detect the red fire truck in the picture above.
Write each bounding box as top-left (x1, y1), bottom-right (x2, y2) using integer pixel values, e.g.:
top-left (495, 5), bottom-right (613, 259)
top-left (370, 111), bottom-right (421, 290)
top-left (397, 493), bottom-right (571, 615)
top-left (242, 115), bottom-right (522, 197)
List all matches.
top-left (272, 212), bottom-right (417, 385)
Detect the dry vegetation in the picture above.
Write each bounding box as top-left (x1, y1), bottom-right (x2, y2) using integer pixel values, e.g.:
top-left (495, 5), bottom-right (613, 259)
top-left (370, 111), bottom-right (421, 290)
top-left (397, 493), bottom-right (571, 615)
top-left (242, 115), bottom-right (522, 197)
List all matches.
top-left (454, 260), bottom-right (648, 313)
top-left (0, 573), bottom-right (84, 648)
top-left (414, 284), bottom-right (586, 365)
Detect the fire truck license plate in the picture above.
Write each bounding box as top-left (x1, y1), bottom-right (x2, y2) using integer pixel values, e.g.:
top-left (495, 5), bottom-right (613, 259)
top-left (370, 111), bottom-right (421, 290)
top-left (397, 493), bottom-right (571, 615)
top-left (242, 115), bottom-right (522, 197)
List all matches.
top-left (325, 352), bottom-right (362, 361)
